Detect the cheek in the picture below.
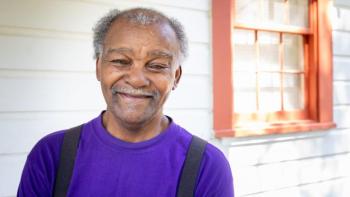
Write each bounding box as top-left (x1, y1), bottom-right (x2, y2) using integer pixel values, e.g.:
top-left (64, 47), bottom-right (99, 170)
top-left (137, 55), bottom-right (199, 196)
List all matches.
top-left (154, 76), bottom-right (175, 96)
top-left (101, 67), bottom-right (122, 86)
top-left (100, 70), bottom-right (121, 100)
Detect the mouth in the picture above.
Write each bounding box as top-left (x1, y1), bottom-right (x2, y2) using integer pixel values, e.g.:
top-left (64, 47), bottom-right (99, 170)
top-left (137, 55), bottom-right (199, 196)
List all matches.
top-left (117, 92), bottom-right (153, 99)
top-left (111, 87), bottom-right (155, 103)
top-left (114, 92), bottom-right (153, 106)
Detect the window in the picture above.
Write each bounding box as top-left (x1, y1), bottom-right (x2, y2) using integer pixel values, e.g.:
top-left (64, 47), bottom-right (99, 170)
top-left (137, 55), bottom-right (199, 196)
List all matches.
top-left (212, 0), bottom-right (335, 137)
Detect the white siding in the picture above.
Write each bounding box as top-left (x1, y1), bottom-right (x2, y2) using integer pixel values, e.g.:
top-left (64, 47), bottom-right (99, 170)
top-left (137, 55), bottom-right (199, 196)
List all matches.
top-left (2, 0), bottom-right (350, 197)
top-left (226, 0), bottom-right (350, 196)
top-left (0, 0), bottom-right (210, 196)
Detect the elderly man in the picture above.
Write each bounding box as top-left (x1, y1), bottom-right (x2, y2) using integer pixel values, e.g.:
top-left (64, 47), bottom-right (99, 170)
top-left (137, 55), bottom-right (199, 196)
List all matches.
top-left (17, 8), bottom-right (234, 197)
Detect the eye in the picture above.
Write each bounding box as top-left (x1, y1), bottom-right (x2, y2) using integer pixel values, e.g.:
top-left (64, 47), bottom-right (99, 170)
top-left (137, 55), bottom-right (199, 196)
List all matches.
top-left (110, 59), bottom-right (131, 66)
top-left (147, 63), bottom-right (169, 72)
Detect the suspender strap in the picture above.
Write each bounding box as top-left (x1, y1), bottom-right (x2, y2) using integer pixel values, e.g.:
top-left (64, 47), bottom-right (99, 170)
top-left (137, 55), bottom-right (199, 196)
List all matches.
top-left (53, 124), bottom-right (82, 197)
top-left (53, 125), bottom-right (206, 197)
top-left (177, 135), bottom-right (207, 197)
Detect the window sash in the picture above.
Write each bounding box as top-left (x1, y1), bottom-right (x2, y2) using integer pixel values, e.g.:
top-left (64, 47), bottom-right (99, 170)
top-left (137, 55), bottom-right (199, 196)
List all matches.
top-left (233, 28), bottom-right (307, 116)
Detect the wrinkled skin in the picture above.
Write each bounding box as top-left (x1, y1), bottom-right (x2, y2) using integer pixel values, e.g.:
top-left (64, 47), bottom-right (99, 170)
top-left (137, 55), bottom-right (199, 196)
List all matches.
top-left (96, 19), bottom-right (182, 142)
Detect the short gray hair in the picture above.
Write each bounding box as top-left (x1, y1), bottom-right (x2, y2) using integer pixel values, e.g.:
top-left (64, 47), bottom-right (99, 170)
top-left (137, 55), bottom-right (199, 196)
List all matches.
top-left (92, 8), bottom-right (188, 62)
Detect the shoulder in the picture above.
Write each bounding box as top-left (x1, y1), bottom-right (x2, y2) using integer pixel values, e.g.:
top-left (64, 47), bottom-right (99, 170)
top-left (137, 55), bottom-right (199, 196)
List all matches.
top-left (203, 142), bottom-right (231, 168)
top-left (171, 122), bottom-right (230, 171)
top-left (25, 129), bottom-right (66, 178)
top-left (201, 142), bottom-right (232, 178)
top-left (166, 120), bottom-right (193, 149)
top-left (162, 119), bottom-right (233, 195)
top-left (17, 130), bottom-right (66, 196)
top-left (27, 130), bottom-right (65, 164)
top-left (195, 141), bottom-right (234, 196)
top-left (169, 121), bottom-right (231, 172)
top-left (18, 114), bottom-right (99, 196)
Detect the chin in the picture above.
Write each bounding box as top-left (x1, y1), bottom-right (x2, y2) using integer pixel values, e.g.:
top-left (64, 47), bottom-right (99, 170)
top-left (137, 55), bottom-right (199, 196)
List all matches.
top-left (111, 108), bottom-right (157, 127)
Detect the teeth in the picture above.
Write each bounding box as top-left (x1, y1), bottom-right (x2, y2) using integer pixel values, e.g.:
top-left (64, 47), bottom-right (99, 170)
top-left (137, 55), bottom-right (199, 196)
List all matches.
top-left (112, 87), bottom-right (153, 97)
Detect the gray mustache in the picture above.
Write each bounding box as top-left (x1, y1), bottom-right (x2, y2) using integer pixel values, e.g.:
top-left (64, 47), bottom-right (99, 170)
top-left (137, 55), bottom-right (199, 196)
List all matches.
top-left (111, 86), bottom-right (155, 97)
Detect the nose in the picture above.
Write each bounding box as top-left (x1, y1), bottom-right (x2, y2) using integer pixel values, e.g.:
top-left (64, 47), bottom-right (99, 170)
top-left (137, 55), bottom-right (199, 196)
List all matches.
top-left (124, 63), bottom-right (150, 88)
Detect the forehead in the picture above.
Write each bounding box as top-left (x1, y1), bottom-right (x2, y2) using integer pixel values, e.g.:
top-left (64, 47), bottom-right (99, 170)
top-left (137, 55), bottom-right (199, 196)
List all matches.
top-left (104, 19), bottom-right (179, 53)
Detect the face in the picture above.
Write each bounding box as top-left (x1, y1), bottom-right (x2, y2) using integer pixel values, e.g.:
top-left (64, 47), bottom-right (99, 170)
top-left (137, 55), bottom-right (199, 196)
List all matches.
top-left (96, 19), bottom-right (182, 128)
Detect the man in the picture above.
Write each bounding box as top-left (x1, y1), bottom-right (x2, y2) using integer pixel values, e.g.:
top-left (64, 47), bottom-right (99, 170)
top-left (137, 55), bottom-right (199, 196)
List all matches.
top-left (17, 8), bottom-right (234, 196)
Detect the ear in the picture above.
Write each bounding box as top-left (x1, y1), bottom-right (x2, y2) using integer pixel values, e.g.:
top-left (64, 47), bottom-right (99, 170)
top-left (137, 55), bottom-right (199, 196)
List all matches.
top-left (96, 57), bottom-right (101, 81)
top-left (172, 66), bottom-right (182, 90)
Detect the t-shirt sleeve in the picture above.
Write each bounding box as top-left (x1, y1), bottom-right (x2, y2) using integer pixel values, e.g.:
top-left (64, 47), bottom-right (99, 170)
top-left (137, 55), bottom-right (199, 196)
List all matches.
top-left (17, 131), bottom-right (65, 197)
top-left (195, 143), bottom-right (234, 197)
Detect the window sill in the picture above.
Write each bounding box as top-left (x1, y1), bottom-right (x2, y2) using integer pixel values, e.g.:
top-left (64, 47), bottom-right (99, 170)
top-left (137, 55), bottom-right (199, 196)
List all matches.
top-left (215, 121), bottom-right (336, 138)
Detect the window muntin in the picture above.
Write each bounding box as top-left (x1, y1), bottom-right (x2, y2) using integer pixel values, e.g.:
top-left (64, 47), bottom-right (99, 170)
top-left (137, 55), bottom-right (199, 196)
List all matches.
top-left (233, 0), bottom-right (308, 117)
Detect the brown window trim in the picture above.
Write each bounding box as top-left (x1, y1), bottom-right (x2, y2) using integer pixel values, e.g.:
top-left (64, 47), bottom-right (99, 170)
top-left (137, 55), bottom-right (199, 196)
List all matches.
top-left (212, 0), bottom-right (336, 138)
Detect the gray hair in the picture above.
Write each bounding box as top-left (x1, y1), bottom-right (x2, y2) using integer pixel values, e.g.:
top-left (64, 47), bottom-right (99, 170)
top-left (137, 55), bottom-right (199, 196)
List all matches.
top-left (92, 8), bottom-right (188, 62)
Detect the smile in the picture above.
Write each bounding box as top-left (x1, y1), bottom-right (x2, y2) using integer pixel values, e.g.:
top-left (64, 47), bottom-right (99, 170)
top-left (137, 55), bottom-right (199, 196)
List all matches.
top-left (111, 87), bottom-right (154, 97)
top-left (118, 92), bottom-right (153, 99)
top-left (114, 92), bottom-right (153, 105)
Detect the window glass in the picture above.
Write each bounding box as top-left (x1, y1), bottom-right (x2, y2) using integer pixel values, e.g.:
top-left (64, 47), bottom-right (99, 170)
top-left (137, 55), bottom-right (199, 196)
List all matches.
top-left (284, 34), bottom-right (304, 71)
top-left (289, 0), bottom-right (309, 27)
top-left (283, 73), bottom-right (304, 110)
top-left (259, 72), bottom-right (281, 112)
top-left (234, 72), bottom-right (257, 112)
top-left (235, 0), bottom-right (259, 24)
top-left (234, 29), bottom-right (256, 71)
top-left (235, 0), bottom-right (309, 28)
top-left (261, 0), bottom-right (285, 25)
top-left (259, 31), bottom-right (280, 71)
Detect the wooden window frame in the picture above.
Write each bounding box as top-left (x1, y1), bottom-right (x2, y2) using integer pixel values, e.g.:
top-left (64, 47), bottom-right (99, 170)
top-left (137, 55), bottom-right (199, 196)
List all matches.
top-left (212, 0), bottom-right (336, 137)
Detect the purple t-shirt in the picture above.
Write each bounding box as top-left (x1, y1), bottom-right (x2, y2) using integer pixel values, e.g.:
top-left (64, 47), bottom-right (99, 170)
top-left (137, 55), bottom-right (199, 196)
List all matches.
top-left (18, 113), bottom-right (234, 196)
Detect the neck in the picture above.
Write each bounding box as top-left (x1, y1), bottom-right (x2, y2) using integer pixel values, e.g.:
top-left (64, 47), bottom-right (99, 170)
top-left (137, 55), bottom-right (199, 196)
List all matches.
top-left (102, 111), bottom-right (169, 143)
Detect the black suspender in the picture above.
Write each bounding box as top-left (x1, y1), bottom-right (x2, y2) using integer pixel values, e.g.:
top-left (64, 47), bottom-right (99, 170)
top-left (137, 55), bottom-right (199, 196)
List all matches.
top-left (53, 125), bottom-right (82, 197)
top-left (176, 136), bottom-right (207, 197)
top-left (53, 126), bottom-right (207, 197)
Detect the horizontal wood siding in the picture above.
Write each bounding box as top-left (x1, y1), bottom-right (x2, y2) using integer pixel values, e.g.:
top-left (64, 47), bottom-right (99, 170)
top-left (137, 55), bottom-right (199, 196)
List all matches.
top-left (0, 0), bottom-right (210, 196)
top-left (3, 0), bottom-right (350, 197)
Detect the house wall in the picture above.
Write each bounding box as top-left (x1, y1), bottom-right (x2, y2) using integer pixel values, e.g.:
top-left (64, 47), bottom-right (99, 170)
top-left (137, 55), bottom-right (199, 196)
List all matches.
top-left (0, 0), bottom-right (349, 197)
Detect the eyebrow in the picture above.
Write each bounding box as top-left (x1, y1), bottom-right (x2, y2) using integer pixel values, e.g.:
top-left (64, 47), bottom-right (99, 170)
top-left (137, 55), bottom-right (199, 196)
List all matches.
top-left (106, 47), bottom-right (133, 54)
top-left (106, 48), bottom-right (173, 60)
top-left (147, 50), bottom-right (173, 59)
